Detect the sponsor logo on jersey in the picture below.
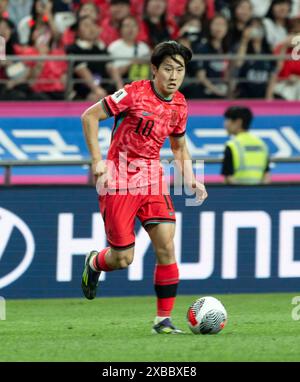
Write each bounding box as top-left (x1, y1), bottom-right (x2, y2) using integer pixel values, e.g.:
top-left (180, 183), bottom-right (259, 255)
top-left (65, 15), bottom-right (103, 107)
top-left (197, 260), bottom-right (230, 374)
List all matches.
top-left (111, 89), bottom-right (128, 103)
top-left (142, 111), bottom-right (153, 116)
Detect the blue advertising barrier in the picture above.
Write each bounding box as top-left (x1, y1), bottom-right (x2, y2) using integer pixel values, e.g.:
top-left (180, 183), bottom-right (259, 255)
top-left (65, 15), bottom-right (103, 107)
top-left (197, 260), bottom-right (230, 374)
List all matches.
top-left (0, 185), bottom-right (299, 298)
top-left (1, 112), bottom-right (300, 161)
top-left (1, 101), bottom-right (300, 182)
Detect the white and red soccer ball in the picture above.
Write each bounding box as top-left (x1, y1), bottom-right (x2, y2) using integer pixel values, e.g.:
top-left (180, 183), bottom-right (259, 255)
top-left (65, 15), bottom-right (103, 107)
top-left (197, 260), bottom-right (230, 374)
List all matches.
top-left (187, 296), bottom-right (227, 335)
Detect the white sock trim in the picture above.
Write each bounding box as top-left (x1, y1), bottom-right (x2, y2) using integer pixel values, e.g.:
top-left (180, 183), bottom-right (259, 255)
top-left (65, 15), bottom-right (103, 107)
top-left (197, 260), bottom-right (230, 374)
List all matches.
top-left (154, 316), bottom-right (170, 325)
top-left (89, 254), bottom-right (99, 272)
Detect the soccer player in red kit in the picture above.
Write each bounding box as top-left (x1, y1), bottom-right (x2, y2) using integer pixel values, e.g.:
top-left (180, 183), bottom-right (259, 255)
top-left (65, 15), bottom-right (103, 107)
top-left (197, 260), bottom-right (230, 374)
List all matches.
top-left (81, 41), bottom-right (208, 334)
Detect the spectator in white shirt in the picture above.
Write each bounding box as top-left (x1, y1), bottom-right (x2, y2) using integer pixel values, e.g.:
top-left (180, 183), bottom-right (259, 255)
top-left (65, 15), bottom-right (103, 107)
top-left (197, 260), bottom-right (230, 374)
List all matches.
top-left (263, 0), bottom-right (292, 48)
top-left (251, 0), bottom-right (299, 17)
top-left (250, 0), bottom-right (271, 17)
top-left (107, 15), bottom-right (151, 89)
top-left (8, 0), bottom-right (33, 27)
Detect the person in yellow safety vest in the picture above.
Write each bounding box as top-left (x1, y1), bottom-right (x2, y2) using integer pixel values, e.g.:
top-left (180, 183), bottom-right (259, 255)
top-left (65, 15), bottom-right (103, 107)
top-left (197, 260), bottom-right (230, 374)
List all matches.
top-left (221, 106), bottom-right (271, 185)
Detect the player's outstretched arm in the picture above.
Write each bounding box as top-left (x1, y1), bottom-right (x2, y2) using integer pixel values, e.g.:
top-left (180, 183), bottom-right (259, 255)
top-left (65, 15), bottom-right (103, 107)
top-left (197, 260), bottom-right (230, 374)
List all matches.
top-left (170, 136), bottom-right (208, 203)
top-left (81, 100), bottom-right (110, 183)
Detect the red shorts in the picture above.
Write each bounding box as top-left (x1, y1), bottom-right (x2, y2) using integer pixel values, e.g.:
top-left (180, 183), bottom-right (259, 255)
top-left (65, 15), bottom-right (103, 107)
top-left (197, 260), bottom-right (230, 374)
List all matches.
top-left (98, 185), bottom-right (176, 249)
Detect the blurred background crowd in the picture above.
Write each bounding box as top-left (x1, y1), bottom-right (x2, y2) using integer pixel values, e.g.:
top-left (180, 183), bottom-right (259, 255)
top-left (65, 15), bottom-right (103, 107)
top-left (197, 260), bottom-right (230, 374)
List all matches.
top-left (1, 0), bottom-right (300, 101)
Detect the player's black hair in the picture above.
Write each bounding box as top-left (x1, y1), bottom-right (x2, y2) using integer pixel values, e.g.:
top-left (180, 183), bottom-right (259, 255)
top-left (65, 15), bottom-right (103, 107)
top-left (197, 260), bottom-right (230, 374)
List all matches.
top-left (151, 40), bottom-right (192, 69)
top-left (224, 106), bottom-right (253, 130)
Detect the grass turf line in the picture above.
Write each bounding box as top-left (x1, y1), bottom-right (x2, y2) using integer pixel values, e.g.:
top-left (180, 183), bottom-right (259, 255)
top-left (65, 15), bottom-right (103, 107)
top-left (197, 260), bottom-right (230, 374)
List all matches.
top-left (0, 293), bottom-right (299, 362)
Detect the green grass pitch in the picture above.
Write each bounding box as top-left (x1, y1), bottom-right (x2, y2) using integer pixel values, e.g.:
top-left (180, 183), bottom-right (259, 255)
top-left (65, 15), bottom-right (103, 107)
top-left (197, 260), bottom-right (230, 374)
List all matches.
top-left (0, 293), bottom-right (299, 362)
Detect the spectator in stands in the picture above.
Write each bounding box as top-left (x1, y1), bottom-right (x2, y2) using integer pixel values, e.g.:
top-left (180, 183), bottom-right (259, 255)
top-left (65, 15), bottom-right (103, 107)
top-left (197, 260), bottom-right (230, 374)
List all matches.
top-left (214, 0), bottom-right (231, 17)
top-left (183, 14), bottom-right (230, 99)
top-left (234, 17), bottom-right (277, 99)
top-left (251, 0), bottom-right (299, 17)
top-left (14, 21), bottom-right (67, 100)
top-left (291, 0), bottom-right (300, 17)
top-left (107, 16), bottom-right (151, 89)
top-left (167, 0), bottom-right (186, 19)
top-left (272, 18), bottom-right (300, 100)
top-left (72, 0), bottom-right (110, 19)
top-left (177, 0), bottom-right (209, 49)
top-left (178, 15), bottom-right (203, 52)
top-left (0, 17), bottom-right (35, 101)
top-left (183, 0), bottom-right (209, 26)
top-left (221, 106), bottom-right (271, 185)
top-left (61, 1), bottom-right (101, 47)
top-left (7, 0), bottom-right (33, 27)
top-left (66, 16), bottom-right (111, 101)
top-left (0, 0), bottom-right (9, 20)
top-left (139, 0), bottom-right (179, 48)
top-left (229, 0), bottom-right (253, 51)
top-left (249, 0), bottom-right (270, 17)
top-left (52, 0), bottom-right (76, 35)
top-left (18, 0), bottom-right (60, 45)
top-left (263, 0), bottom-right (292, 48)
top-left (130, 0), bottom-right (145, 18)
top-left (100, 0), bottom-right (131, 47)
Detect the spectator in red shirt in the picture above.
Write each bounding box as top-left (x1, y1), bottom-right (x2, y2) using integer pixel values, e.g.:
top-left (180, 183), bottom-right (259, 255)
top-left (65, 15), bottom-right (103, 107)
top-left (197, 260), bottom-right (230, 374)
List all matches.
top-left (272, 17), bottom-right (300, 99)
top-left (15, 21), bottom-right (67, 100)
top-left (74, 0), bottom-right (110, 19)
top-left (100, 0), bottom-right (132, 47)
top-left (171, 0), bottom-right (215, 21)
top-left (139, 0), bottom-right (179, 48)
top-left (61, 1), bottom-right (101, 47)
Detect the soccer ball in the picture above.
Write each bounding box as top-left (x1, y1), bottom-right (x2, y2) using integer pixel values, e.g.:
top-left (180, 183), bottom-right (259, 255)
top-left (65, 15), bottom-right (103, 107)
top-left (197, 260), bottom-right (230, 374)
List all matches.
top-left (187, 296), bottom-right (227, 335)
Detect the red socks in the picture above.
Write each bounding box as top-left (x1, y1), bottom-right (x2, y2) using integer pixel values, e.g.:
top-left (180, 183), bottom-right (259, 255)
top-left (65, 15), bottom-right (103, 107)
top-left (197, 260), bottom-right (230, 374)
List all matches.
top-left (92, 252), bottom-right (179, 317)
top-left (154, 263), bottom-right (179, 317)
top-left (93, 247), bottom-right (113, 272)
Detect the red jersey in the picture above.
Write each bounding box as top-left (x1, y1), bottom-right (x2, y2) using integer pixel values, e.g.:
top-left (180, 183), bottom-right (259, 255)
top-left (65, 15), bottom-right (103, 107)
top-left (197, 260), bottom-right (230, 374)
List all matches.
top-left (102, 80), bottom-right (187, 190)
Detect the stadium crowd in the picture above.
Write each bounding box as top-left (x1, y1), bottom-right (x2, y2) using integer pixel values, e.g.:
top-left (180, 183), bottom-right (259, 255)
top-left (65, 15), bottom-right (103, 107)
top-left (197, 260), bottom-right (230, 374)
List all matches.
top-left (0, 0), bottom-right (300, 101)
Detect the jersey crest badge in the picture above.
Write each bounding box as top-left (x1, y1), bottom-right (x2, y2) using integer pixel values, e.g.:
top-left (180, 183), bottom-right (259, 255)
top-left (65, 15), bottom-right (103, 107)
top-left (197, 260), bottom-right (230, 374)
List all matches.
top-left (170, 110), bottom-right (179, 127)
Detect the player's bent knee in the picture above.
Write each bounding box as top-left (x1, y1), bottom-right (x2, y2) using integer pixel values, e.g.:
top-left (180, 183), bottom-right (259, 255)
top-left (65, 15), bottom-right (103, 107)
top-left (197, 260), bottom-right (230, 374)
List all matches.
top-left (155, 240), bottom-right (175, 262)
top-left (157, 241), bottom-right (174, 255)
